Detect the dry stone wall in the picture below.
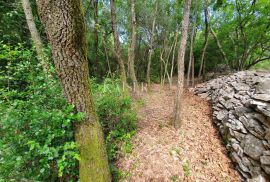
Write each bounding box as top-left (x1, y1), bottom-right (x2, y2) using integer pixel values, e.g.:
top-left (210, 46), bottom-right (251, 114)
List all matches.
top-left (193, 71), bottom-right (270, 181)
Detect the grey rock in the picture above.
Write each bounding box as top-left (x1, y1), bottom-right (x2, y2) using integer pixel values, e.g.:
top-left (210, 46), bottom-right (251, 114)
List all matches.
top-left (256, 78), bottom-right (270, 94)
top-left (261, 165), bottom-right (270, 175)
top-left (243, 134), bottom-right (265, 160)
top-left (263, 151), bottom-right (270, 156)
top-left (247, 175), bottom-right (267, 182)
top-left (260, 156), bottom-right (270, 165)
top-left (256, 105), bottom-right (270, 118)
top-left (216, 110), bottom-right (228, 121)
top-left (253, 94), bottom-right (270, 102)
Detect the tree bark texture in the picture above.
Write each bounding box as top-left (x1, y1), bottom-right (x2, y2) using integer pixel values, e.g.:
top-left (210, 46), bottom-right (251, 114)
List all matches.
top-left (173, 0), bottom-right (191, 129)
top-left (22, 0), bottom-right (49, 74)
top-left (110, 0), bottom-right (127, 85)
top-left (128, 0), bottom-right (138, 91)
top-left (36, 0), bottom-right (111, 181)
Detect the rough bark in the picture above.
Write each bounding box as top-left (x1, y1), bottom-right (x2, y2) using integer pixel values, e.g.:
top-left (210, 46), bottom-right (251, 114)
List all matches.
top-left (110, 0), bottom-right (127, 86)
top-left (36, 0), bottom-right (111, 181)
top-left (21, 0), bottom-right (49, 74)
top-left (173, 0), bottom-right (191, 129)
top-left (128, 0), bottom-right (138, 91)
top-left (198, 0), bottom-right (209, 78)
top-left (146, 2), bottom-right (158, 84)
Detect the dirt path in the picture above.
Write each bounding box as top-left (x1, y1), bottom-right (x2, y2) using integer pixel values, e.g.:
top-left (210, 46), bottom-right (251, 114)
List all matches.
top-left (117, 84), bottom-right (240, 182)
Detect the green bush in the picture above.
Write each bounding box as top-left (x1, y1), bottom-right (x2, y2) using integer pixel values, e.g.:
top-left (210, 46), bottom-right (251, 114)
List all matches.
top-left (91, 78), bottom-right (137, 180)
top-left (0, 45), bottom-right (81, 181)
top-left (0, 44), bottom-right (137, 181)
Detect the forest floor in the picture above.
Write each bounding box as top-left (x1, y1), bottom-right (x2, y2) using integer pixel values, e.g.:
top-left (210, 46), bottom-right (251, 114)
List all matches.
top-left (116, 84), bottom-right (241, 182)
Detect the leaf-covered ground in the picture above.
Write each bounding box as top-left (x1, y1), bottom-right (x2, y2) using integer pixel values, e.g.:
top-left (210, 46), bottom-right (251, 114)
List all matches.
top-left (117, 84), bottom-right (240, 181)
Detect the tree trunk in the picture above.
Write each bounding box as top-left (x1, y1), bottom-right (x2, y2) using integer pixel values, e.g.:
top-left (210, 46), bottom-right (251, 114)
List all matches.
top-left (93, 0), bottom-right (99, 74)
top-left (36, 0), bottom-right (111, 181)
top-left (146, 2), bottom-right (158, 84)
top-left (21, 0), bottom-right (49, 75)
top-left (210, 27), bottom-right (230, 66)
top-left (191, 54), bottom-right (195, 87)
top-left (173, 0), bottom-right (191, 129)
top-left (169, 30), bottom-right (179, 89)
top-left (128, 0), bottom-right (138, 92)
top-left (198, 0), bottom-right (209, 78)
top-left (110, 0), bottom-right (127, 86)
top-left (187, 4), bottom-right (197, 87)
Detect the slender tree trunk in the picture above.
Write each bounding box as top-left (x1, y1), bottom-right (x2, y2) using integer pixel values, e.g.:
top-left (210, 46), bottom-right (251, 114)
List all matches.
top-left (191, 54), bottom-right (195, 87)
top-left (169, 30), bottom-right (179, 89)
top-left (102, 34), bottom-right (112, 76)
top-left (93, 0), bottom-right (99, 74)
top-left (198, 0), bottom-right (209, 78)
top-left (146, 2), bottom-right (158, 84)
top-left (173, 0), bottom-right (191, 129)
top-left (210, 27), bottom-right (230, 66)
top-left (21, 0), bottom-right (49, 75)
top-left (128, 0), bottom-right (138, 91)
top-left (110, 0), bottom-right (127, 86)
top-left (36, 0), bottom-right (111, 181)
top-left (187, 5), bottom-right (197, 87)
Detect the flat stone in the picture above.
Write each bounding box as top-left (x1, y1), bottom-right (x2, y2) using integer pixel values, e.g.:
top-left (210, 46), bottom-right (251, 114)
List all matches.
top-left (247, 175), bottom-right (267, 182)
top-left (216, 110), bottom-right (228, 121)
top-left (260, 155), bottom-right (270, 165)
top-left (243, 134), bottom-right (265, 160)
top-left (256, 78), bottom-right (270, 94)
top-left (263, 151), bottom-right (270, 156)
top-left (252, 94), bottom-right (270, 102)
top-left (232, 82), bottom-right (250, 91)
top-left (261, 165), bottom-right (270, 175)
top-left (256, 105), bottom-right (270, 118)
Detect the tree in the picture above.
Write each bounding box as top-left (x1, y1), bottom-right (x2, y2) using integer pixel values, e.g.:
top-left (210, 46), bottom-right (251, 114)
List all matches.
top-left (146, 1), bottom-right (158, 85)
top-left (187, 0), bottom-right (197, 87)
top-left (36, 0), bottom-right (111, 181)
top-left (21, 0), bottom-right (49, 75)
top-left (128, 0), bottom-right (138, 91)
top-left (110, 0), bottom-right (127, 86)
top-left (173, 0), bottom-right (191, 129)
top-left (198, 0), bottom-right (209, 78)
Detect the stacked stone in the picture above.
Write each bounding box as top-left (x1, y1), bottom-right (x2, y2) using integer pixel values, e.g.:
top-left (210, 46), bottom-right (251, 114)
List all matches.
top-left (193, 71), bottom-right (270, 181)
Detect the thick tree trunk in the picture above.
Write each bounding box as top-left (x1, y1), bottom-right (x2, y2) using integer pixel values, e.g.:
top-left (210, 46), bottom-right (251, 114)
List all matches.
top-left (36, 0), bottom-right (111, 181)
top-left (173, 0), bottom-right (191, 129)
top-left (128, 0), bottom-right (138, 91)
top-left (21, 0), bottom-right (49, 74)
top-left (146, 2), bottom-right (158, 84)
top-left (110, 0), bottom-right (127, 86)
top-left (198, 0), bottom-right (209, 78)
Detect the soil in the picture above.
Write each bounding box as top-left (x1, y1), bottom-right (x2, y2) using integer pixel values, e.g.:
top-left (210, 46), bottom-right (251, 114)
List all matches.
top-left (116, 84), bottom-right (241, 182)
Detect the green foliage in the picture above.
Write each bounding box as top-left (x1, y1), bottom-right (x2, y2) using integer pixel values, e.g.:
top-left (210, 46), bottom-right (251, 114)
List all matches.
top-left (91, 78), bottom-right (137, 181)
top-left (0, 45), bottom-right (81, 181)
top-left (0, 44), bottom-right (138, 181)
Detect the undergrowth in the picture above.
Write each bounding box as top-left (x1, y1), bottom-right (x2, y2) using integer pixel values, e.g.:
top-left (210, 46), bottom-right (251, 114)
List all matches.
top-left (0, 44), bottom-right (137, 181)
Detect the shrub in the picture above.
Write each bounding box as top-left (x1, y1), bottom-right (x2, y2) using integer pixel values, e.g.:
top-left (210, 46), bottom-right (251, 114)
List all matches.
top-left (0, 45), bottom-right (81, 181)
top-left (0, 44), bottom-right (137, 181)
top-left (91, 78), bottom-right (137, 180)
